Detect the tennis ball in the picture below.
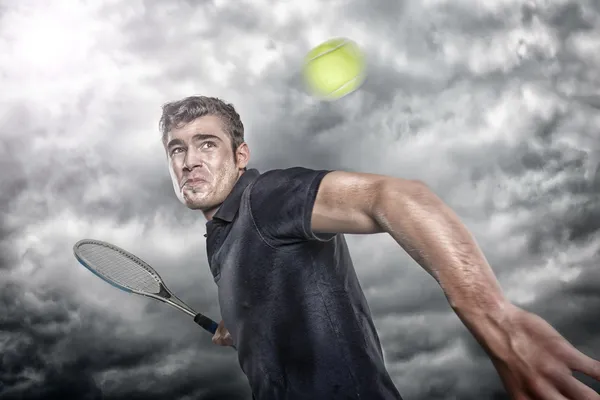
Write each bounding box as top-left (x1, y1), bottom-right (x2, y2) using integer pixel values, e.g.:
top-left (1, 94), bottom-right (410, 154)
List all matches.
top-left (303, 38), bottom-right (366, 101)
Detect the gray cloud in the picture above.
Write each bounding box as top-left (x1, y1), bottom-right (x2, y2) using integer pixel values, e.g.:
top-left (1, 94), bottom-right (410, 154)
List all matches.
top-left (1, 0), bottom-right (599, 399)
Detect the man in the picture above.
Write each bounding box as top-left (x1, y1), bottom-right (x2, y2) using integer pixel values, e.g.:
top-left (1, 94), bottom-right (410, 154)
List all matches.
top-left (160, 96), bottom-right (600, 399)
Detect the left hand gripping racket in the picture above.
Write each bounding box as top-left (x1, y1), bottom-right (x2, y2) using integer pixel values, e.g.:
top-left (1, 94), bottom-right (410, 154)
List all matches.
top-left (73, 239), bottom-right (220, 336)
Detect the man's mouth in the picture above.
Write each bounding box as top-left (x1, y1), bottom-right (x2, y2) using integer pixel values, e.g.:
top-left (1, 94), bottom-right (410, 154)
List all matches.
top-left (182, 177), bottom-right (207, 188)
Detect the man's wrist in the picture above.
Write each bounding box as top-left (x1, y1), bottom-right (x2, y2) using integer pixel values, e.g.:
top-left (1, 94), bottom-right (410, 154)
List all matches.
top-left (452, 297), bottom-right (515, 357)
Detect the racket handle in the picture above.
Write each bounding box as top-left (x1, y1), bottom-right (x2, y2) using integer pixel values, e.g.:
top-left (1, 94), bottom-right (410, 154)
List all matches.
top-left (194, 313), bottom-right (219, 334)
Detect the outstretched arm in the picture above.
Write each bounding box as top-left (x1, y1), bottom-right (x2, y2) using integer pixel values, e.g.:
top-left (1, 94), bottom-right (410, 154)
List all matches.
top-left (312, 170), bottom-right (600, 399)
top-left (312, 171), bottom-right (506, 320)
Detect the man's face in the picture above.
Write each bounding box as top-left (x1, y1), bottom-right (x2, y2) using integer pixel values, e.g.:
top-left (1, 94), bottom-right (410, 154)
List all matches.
top-left (165, 115), bottom-right (249, 215)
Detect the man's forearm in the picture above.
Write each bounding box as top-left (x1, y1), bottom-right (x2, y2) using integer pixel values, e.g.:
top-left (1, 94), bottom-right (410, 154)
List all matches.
top-left (375, 180), bottom-right (510, 338)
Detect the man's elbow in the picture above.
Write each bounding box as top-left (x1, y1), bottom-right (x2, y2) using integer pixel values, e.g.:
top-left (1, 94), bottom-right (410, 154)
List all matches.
top-left (379, 177), bottom-right (433, 204)
top-left (372, 177), bottom-right (438, 218)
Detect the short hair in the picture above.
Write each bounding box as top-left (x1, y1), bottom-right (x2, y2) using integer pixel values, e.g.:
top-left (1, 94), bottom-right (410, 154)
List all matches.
top-left (159, 96), bottom-right (245, 154)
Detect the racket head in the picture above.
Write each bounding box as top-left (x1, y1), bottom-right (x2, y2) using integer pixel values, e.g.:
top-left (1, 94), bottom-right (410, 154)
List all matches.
top-left (73, 239), bottom-right (224, 339)
top-left (73, 239), bottom-right (164, 296)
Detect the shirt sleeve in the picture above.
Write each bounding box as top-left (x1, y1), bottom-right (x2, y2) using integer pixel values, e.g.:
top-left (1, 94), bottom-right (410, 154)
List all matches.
top-left (249, 167), bottom-right (336, 245)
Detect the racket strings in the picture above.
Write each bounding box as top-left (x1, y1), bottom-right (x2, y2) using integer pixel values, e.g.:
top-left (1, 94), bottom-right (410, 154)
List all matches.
top-left (78, 243), bottom-right (161, 294)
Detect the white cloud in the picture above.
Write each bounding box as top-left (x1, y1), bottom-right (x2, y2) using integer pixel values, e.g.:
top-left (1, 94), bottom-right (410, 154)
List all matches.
top-left (1, 0), bottom-right (599, 398)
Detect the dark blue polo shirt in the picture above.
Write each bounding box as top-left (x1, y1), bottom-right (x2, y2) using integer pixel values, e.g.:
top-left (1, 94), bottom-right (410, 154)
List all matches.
top-left (205, 167), bottom-right (403, 399)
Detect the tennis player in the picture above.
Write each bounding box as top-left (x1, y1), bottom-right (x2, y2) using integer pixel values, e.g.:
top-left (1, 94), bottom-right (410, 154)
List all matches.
top-left (160, 96), bottom-right (600, 399)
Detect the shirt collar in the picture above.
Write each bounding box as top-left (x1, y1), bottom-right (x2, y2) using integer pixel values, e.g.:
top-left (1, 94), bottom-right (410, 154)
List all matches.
top-left (210, 168), bottom-right (260, 223)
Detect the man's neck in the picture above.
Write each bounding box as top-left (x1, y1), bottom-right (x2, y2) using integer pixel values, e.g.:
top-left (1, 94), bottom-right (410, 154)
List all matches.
top-left (203, 206), bottom-right (220, 221)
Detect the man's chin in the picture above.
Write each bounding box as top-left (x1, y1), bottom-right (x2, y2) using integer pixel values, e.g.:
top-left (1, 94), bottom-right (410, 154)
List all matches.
top-left (182, 189), bottom-right (209, 208)
top-left (183, 196), bottom-right (220, 212)
top-left (184, 199), bottom-right (211, 210)
top-left (185, 202), bottom-right (204, 210)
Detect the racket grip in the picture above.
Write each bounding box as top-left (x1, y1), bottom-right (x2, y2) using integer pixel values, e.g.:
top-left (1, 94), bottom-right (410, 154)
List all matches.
top-left (194, 313), bottom-right (219, 334)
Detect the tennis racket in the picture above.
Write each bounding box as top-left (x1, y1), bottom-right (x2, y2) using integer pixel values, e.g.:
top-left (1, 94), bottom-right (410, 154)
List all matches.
top-left (73, 238), bottom-right (221, 336)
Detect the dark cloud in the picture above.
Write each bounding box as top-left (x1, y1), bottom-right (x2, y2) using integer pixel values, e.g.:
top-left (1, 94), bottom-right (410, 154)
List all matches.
top-left (0, 278), bottom-right (250, 399)
top-left (1, 0), bottom-right (600, 399)
top-left (548, 2), bottom-right (595, 39)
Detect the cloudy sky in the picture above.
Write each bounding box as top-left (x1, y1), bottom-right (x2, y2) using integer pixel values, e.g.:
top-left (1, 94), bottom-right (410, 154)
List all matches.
top-left (1, 0), bottom-right (599, 399)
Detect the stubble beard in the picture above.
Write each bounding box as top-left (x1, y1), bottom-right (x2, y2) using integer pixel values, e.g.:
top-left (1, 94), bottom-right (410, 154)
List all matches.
top-left (182, 161), bottom-right (240, 211)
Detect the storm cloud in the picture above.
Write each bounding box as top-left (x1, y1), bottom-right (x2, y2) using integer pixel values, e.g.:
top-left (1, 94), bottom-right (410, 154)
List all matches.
top-left (1, 0), bottom-right (599, 399)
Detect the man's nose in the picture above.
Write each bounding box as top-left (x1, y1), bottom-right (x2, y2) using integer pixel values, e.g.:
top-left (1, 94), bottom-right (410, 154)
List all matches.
top-left (183, 146), bottom-right (204, 170)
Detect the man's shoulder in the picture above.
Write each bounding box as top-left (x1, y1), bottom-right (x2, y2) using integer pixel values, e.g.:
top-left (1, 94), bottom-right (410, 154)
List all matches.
top-left (245, 166), bottom-right (333, 242)
top-left (257, 166), bottom-right (331, 184)
top-left (248, 167), bottom-right (330, 198)
top-left (256, 166), bottom-right (321, 181)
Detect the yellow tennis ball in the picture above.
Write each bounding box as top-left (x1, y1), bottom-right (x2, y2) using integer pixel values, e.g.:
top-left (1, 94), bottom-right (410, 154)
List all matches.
top-left (303, 38), bottom-right (366, 101)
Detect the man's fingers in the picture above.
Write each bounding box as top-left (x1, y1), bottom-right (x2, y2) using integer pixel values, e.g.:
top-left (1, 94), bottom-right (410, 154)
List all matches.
top-left (568, 351), bottom-right (600, 381)
top-left (212, 332), bottom-right (224, 344)
top-left (212, 336), bottom-right (229, 346)
top-left (526, 378), bottom-right (569, 400)
top-left (223, 331), bottom-right (233, 345)
top-left (212, 320), bottom-right (233, 347)
top-left (212, 332), bottom-right (233, 346)
top-left (558, 376), bottom-right (600, 400)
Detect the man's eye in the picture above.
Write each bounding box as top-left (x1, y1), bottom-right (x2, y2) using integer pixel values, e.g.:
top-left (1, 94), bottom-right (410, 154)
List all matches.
top-left (170, 147), bottom-right (183, 156)
top-left (201, 141), bottom-right (216, 149)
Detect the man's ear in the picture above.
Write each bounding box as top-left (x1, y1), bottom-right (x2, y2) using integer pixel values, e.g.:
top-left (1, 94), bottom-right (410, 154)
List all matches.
top-left (235, 142), bottom-right (250, 169)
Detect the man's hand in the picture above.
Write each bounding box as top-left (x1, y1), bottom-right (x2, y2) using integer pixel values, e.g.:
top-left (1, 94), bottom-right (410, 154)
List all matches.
top-left (212, 320), bottom-right (233, 347)
top-left (478, 304), bottom-right (600, 400)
